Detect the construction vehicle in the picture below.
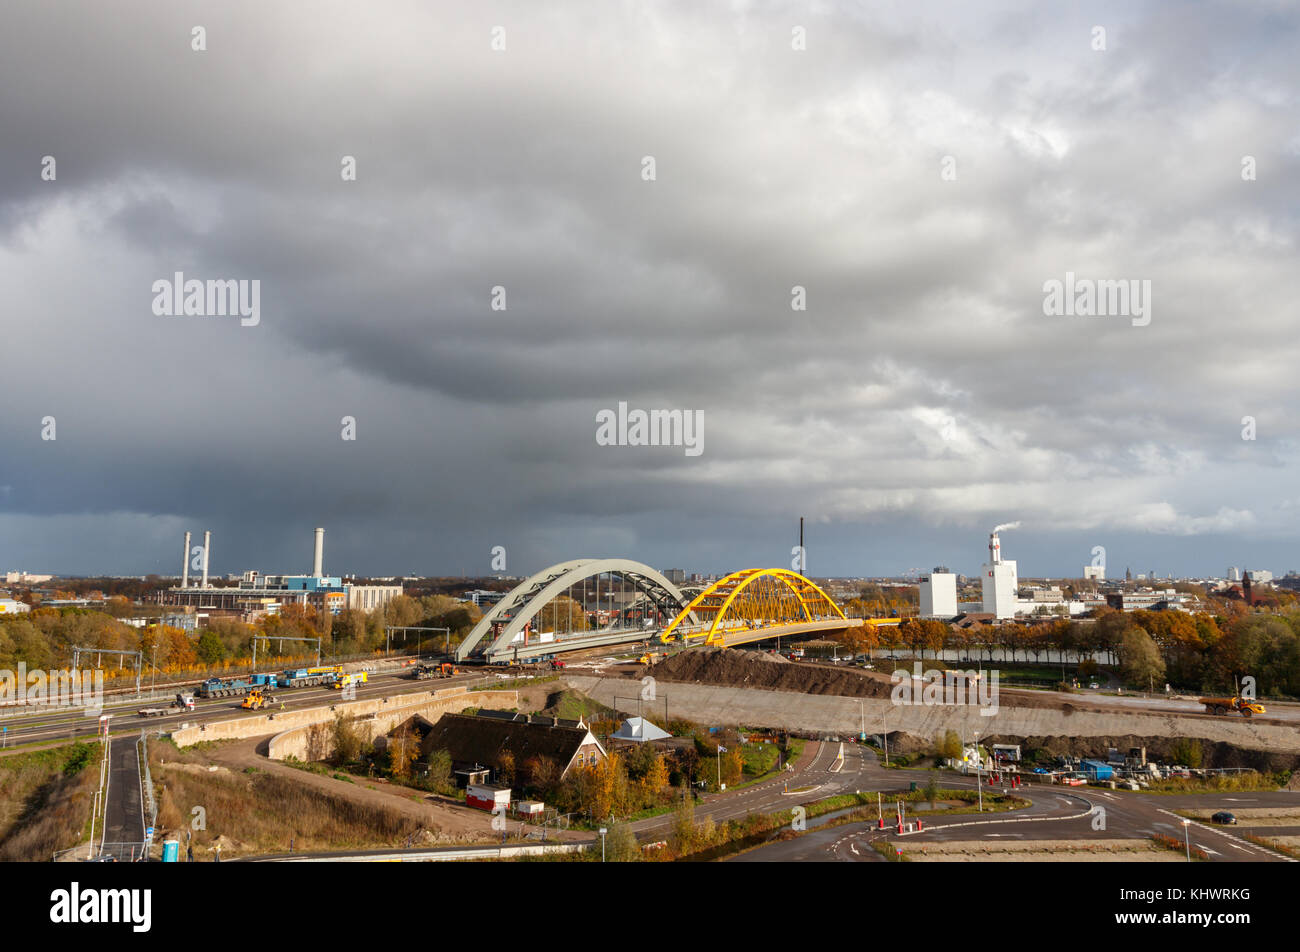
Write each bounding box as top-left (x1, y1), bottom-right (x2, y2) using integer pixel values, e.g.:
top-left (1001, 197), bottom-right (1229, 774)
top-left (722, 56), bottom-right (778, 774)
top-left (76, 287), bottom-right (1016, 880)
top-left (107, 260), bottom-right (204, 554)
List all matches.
top-left (413, 662), bottom-right (458, 680)
top-left (636, 653), bottom-right (659, 665)
top-left (279, 666), bottom-right (341, 689)
top-left (137, 692), bottom-right (196, 718)
top-left (197, 677), bottom-right (254, 699)
top-left (1199, 696), bottom-right (1265, 717)
top-left (241, 688), bottom-right (275, 710)
top-left (334, 671), bottom-right (368, 690)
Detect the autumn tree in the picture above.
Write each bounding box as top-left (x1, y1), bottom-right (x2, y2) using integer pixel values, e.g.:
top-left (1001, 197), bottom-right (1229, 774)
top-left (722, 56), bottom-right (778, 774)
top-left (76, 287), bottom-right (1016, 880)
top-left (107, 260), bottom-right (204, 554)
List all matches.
top-left (387, 724), bottom-right (421, 780)
top-left (602, 821), bottom-right (641, 862)
top-left (1118, 627), bottom-right (1165, 690)
top-left (496, 750), bottom-right (517, 787)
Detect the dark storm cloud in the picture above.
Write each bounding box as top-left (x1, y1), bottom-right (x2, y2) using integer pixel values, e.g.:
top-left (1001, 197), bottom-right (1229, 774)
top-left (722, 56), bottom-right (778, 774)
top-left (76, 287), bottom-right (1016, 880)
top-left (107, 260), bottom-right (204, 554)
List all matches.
top-left (1, 0), bottom-right (1299, 579)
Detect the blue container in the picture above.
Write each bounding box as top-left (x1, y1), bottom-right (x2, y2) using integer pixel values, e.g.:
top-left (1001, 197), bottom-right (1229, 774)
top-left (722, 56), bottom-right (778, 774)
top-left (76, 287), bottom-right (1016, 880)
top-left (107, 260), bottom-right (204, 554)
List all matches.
top-left (162, 840), bottom-right (179, 863)
top-left (1081, 759), bottom-right (1113, 781)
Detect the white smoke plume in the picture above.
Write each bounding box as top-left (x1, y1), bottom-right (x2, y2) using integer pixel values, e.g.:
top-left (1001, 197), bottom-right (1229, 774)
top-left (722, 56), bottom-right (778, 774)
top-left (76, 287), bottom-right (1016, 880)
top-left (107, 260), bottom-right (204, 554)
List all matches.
top-left (992, 521), bottom-right (1021, 533)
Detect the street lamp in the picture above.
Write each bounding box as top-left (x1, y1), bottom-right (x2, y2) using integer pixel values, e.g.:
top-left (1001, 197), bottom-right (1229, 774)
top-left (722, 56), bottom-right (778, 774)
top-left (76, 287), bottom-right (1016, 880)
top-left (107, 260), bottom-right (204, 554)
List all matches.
top-left (974, 730), bottom-right (983, 812)
top-left (1182, 818), bottom-right (1190, 862)
top-left (599, 827), bottom-right (607, 863)
top-left (717, 745), bottom-right (728, 790)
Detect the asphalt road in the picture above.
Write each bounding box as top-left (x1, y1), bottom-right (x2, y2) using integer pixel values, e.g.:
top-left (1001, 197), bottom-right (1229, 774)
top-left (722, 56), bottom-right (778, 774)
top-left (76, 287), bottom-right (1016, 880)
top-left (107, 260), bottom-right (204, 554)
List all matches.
top-left (728, 746), bottom-right (1300, 863)
top-left (630, 739), bottom-right (874, 839)
top-left (100, 736), bottom-right (145, 845)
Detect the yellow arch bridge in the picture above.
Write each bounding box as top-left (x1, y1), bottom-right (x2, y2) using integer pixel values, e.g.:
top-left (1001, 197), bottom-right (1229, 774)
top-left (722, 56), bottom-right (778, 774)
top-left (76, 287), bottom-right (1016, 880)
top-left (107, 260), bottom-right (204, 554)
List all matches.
top-left (659, 568), bottom-right (895, 648)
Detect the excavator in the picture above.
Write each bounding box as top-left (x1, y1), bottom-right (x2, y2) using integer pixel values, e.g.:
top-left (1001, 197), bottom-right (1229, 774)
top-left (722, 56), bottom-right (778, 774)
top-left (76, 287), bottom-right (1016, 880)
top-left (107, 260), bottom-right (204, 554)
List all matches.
top-left (412, 662), bottom-right (458, 680)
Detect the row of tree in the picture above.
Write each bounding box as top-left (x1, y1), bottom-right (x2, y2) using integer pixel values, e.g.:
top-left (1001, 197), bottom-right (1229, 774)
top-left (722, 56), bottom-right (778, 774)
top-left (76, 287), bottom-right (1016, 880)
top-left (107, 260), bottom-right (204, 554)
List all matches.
top-left (0, 593), bottom-right (484, 677)
top-left (830, 606), bottom-right (1300, 697)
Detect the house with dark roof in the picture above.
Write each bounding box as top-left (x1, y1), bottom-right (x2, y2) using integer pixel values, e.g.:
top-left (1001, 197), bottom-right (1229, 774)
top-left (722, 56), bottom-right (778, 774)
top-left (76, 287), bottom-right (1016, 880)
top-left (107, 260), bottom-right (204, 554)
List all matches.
top-left (420, 712), bottom-right (607, 783)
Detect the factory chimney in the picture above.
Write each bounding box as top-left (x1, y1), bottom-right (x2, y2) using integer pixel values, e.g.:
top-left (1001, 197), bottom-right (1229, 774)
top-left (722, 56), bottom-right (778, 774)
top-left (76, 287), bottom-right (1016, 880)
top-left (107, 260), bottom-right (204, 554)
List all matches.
top-left (988, 531), bottom-right (1001, 565)
top-left (202, 531), bottom-right (211, 588)
top-left (313, 527), bottom-right (325, 577)
top-left (182, 531), bottom-right (191, 588)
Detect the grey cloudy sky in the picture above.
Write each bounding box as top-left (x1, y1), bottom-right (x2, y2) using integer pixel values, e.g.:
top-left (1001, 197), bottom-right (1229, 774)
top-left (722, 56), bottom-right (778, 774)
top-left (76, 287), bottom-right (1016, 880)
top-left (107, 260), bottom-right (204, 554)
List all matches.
top-left (2, 1), bottom-right (1298, 581)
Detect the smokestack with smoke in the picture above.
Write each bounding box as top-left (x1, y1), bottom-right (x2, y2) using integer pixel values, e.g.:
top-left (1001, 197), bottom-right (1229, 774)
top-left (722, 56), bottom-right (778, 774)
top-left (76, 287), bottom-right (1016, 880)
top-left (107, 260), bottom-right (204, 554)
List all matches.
top-left (182, 531), bottom-right (191, 588)
top-left (988, 522), bottom-right (1019, 564)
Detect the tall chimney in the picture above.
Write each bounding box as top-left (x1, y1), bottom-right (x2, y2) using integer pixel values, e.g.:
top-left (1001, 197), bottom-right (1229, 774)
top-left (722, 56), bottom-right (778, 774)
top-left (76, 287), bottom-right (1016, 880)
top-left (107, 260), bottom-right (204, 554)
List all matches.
top-left (202, 530), bottom-right (211, 588)
top-left (313, 527), bottom-right (325, 577)
top-left (989, 532), bottom-right (1001, 565)
top-left (182, 531), bottom-right (191, 588)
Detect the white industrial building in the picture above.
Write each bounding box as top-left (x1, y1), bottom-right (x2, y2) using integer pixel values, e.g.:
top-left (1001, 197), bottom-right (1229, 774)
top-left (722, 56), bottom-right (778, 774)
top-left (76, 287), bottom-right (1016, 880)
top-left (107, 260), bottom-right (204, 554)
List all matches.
top-left (919, 570), bottom-right (957, 618)
top-left (981, 529), bottom-right (1020, 619)
top-left (1083, 565), bottom-right (1104, 581)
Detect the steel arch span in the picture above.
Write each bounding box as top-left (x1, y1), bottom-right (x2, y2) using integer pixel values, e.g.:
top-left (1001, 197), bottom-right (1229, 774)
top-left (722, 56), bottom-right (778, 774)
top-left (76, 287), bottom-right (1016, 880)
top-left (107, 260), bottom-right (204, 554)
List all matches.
top-left (659, 568), bottom-right (846, 646)
top-left (454, 559), bottom-right (699, 662)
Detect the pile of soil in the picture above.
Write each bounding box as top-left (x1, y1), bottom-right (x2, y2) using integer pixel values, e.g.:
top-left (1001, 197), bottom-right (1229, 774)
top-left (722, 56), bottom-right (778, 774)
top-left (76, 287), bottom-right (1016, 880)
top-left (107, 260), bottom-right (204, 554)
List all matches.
top-left (649, 647), bottom-right (896, 699)
top-left (646, 648), bottom-right (1134, 714)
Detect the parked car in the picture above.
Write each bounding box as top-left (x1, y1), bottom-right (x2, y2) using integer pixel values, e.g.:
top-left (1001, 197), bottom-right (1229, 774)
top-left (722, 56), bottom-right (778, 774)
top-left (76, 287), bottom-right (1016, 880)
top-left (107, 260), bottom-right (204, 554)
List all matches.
top-left (1211, 811), bottom-right (1237, 825)
top-left (1088, 681), bottom-right (1099, 689)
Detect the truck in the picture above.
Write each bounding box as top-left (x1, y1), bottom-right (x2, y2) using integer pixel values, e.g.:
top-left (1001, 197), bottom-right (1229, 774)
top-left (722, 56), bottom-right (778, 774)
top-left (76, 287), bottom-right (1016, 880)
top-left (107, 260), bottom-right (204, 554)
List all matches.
top-left (138, 692), bottom-right (196, 717)
top-left (333, 671), bottom-right (368, 690)
top-left (1199, 696), bottom-right (1266, 717)
top-left (279, 667), bottom-right (341, 689)
top-left (197, 677), bottom-right (254, 699)
top-left (412, 662), bottom-right (458, 680)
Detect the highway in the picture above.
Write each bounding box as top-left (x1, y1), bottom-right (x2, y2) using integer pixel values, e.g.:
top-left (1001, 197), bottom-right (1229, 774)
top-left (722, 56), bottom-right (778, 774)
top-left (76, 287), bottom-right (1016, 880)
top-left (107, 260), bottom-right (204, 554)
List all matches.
top-left (0, 663), bottom-right (487, 750)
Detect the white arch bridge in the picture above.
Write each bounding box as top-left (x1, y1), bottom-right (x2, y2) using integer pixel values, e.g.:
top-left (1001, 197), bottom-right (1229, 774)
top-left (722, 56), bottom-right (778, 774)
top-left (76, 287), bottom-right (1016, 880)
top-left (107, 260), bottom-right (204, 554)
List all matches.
top-left (455, 559), bottom-right (701, 663)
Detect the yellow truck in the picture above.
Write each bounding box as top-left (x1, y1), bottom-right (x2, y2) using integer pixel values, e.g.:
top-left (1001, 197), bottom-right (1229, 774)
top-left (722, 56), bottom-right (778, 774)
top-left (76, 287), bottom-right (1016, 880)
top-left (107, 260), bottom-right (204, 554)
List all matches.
top-left (1199, 696), bottom-right (1265, 717)
top-left (333, 671), bottom-right (369, 690)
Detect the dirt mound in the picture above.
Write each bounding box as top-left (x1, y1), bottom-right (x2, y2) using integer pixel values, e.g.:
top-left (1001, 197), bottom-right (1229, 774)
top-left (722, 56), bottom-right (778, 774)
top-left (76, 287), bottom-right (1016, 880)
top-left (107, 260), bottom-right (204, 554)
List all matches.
top-left (650, 647), bottom-right (895, 699)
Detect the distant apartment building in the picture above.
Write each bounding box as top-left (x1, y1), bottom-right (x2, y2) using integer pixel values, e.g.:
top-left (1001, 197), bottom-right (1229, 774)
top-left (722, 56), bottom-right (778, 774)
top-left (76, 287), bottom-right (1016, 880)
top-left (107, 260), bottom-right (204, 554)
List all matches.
top-left (4, 571), bottom-right (53, 585)
top-left (346, 584), bottom-right (403, 613)
top-left (1106, 589), bottom-right (1194, 612)
top-left (919, 570), bottom-right (957, 618)
top-left (662, 568), bottom-right (686, 584)
top-left (463, 589), bottom-right (506, 608)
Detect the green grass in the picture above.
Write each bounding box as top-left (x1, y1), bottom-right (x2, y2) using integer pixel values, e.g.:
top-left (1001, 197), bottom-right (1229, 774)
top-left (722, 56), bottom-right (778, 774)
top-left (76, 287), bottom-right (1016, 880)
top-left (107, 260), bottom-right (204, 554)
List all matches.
top-left (543, 688), bottom-right (616, 722)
